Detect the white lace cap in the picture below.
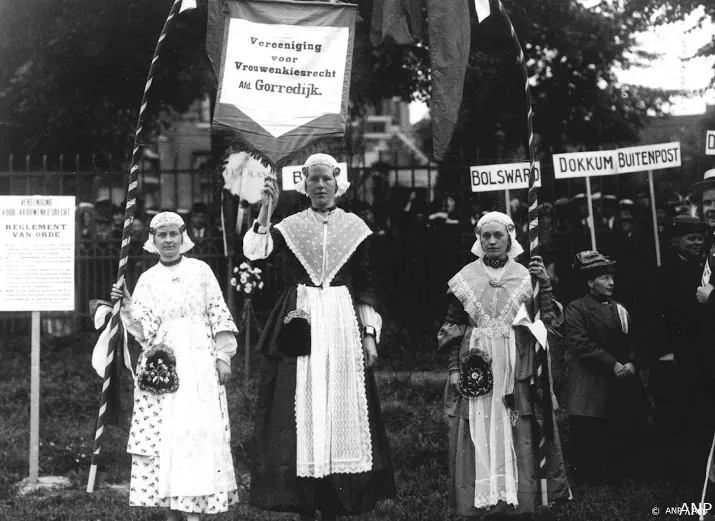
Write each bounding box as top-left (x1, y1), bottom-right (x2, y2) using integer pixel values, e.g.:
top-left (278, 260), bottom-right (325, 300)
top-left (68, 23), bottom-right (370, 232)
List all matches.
top-left (295, 153), bottom-right (350, 197)
top-left (143, 211), bottom-right (195, 254)
top-left (471, 211), bottom-right (524, 259)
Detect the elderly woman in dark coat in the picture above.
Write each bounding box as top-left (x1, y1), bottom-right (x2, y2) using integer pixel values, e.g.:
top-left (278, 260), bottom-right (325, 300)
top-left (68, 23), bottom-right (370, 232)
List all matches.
top-left (565, 251), bottom-right (648, 484)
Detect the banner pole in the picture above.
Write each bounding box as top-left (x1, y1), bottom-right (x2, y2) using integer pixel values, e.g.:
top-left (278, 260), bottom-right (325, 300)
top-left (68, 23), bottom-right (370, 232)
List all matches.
top-left (244, 300), bottom-right (251, 384)
top-left (648, 170), bottom-right (662, 267)
top-left (87, 0), bottom-right (183, 493)
top-left (29, 311), bottom-right (41, 483)
top-left (505, 189), bottom-right (511, 218)
top-left (585, 176), bottom-right (597, 251)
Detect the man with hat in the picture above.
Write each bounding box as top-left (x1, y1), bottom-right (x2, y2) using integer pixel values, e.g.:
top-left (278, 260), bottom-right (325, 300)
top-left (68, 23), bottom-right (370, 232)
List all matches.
top-left (687, 168), bottom-right (715, 483)
top-left (565, 251), bottom-right (648, 484)
top-left (651, 215), bottom-right (708, 478)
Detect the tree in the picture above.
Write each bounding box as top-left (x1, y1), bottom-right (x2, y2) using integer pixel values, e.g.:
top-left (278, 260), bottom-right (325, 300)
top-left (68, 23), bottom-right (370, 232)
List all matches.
top-left (0, 0), bottom-right (429, 161)
top-left (0, 0), bottom-right (678, 171)
top-left (0, 0), bottom-right (213, 160)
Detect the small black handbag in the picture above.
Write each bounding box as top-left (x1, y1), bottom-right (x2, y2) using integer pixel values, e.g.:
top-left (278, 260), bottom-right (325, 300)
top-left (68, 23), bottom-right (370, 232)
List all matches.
top-left (457, 349), bottom-right (494, 399)
top-left (277, 287), bottom-right (312, 357)
top-left (138, 344), bottom-right (179, 395)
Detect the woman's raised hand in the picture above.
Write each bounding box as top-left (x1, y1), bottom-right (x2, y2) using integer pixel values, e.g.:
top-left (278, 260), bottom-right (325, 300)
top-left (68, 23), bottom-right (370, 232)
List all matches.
top-left (260, 176), bottom-right (279, 212)
top-left (110, 282), bottom-right (132, 305)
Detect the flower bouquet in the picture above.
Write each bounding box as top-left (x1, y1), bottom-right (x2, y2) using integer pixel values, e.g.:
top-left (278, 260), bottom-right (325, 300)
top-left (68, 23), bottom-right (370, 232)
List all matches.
top-left (231, 262), bottom-right (264, 297)
top-left (138, 344), bottom-right (179, 395)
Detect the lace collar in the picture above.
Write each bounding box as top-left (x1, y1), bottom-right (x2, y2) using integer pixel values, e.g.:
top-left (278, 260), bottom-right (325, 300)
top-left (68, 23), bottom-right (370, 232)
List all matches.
top-left (276, 209), bottom-right (371, 288)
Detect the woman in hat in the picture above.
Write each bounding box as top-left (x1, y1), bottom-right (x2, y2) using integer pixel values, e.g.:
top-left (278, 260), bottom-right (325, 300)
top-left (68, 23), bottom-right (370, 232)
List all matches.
top-left (243, 153), bottom-right (395, 520)
top-left (110, 211), bottom-right (239, 521)
top-left (438, 211), bottom-right (570, 517)
top-left (565, 251), bottom-right (648, 484)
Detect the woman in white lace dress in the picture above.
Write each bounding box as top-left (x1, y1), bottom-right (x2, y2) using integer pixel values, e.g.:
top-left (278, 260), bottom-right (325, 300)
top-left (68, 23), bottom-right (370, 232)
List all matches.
top-left (438, 211), bottom-right (570, 517)
top-left (111, 211), bottom-right (238, 521)
top-left (243, 154), bottom-right (395, 520)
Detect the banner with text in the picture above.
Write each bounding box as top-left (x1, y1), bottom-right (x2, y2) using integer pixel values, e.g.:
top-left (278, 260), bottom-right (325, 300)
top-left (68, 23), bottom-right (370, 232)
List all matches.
top-left (469, 162), bottom-right (542, 193)
top-left (553, 142), bottom-right (681, 178)
top-left (707, 131), bottom-right (715, 155)
top-left (0, 196), bottom-right (75, 311)
top-left (282, 162), bottom-right (348, 190)
top-left (210, 0), bottom-right (357, 163)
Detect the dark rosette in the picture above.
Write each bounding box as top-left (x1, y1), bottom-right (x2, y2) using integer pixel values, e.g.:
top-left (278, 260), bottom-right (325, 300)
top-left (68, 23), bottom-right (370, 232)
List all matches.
top-left (138, 344), bottom-right (179, 395)
top-left (457, 349), bottom-right (493, 399)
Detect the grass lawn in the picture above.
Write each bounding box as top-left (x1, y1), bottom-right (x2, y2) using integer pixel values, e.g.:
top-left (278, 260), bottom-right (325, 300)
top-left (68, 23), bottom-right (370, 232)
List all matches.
top-left (0, 332), bottom-right (709, 521)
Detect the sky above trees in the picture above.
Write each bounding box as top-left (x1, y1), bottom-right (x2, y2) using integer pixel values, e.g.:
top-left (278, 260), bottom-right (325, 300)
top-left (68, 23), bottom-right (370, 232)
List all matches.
top-left (0, 0), bottom-right (712, 161)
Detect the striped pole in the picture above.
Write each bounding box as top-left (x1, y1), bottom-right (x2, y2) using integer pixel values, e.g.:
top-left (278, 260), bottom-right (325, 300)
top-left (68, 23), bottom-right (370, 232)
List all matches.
top-left (495, 1), bottom-right (550, 506)
top-left (86, 0), bottom-right (184, 493)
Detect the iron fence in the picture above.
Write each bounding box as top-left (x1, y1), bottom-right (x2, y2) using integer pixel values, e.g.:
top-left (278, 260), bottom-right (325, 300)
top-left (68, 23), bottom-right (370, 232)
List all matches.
top-left (0, 154), bottom-right (449, 336)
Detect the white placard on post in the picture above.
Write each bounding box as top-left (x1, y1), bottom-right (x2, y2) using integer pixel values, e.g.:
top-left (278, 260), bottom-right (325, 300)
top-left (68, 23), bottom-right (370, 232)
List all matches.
top-left (1, 195), bottom-right (75, 487)
top-left (281, 162), bottom-right (349, 190)
top-left (0, 196), bottom-right (76, 311)
top-left (707, 131), bottom-right (715, 156)
top-left (616, 141), bottom-right (681, 174)
top-left (469, 162), bottom-right (542, 192)
top-left (553, 150), bottom-right (619, 179)
top-left (554, 142), bottom-right (681, 178)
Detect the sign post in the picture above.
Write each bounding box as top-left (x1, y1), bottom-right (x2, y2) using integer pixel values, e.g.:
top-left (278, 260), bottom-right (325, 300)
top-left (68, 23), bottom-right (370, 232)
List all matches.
top-left (647, 170), bottom-right (661, 267)
top-left (616, 142), bottom-right (681, 267)
top-left (30, 311), bottom-right (40, 482)
top-left (0, 195), bottom-right (75, 487)
top-left (584, 177), bottom-right (597, 250)
top-left (553, 142), bottom-right (681, 261)
top-left (707, 131), bottom-right (715, 156)
top-left (468, 162), bottom-right (541, 220)
top-left (553, 150), bottom-right (620, 251)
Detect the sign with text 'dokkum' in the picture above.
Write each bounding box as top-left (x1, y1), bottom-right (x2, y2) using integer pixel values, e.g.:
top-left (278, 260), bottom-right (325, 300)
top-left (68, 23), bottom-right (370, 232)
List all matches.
top-left (209, 0), bottom-right (357, 163)
top-left (469, 162), bottom-right (541, 193)
top-left (553, 142), bottom-right (681, 178)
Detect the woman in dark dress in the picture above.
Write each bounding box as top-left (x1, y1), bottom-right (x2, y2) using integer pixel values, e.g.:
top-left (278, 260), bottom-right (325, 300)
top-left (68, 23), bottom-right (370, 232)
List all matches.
top-left (243, 154), bottom-right (395, 520)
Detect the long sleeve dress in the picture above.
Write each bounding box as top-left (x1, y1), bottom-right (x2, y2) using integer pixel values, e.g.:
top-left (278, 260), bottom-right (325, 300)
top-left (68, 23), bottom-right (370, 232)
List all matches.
top-left (243, 207), bottom-right (395, 516)
top-left (438, 258), bottom-right (570, 516)
top-left (120, 257), bottom-right (239, 514)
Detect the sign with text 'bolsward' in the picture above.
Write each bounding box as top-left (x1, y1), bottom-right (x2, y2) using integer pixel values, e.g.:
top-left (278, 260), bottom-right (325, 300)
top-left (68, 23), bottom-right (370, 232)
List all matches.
top-left (282, 162), bottom-right (348, 191)
top-left (553, 142), bottom-right (681, 178)
top-left (469, 162), bottom-right (542, 192)
top-left (210, 0), bottom-right (357, 163)
top-left (707, 131), bottom-right (715, 155)
top-left (0, 196), bottom-right (75, 311)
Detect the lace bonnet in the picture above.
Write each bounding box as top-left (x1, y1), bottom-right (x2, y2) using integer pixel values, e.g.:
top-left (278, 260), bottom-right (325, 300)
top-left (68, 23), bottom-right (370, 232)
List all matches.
top-left (143, 211), bottom-right (195, 254)
top-left (295, 153), bottom-right (350, 197)
top-left (471, 211), bottom-right (524, 259)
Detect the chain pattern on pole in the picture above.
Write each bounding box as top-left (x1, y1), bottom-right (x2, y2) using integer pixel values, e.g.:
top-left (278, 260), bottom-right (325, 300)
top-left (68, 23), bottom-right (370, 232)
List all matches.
top-left (86, 0), bottom-right (183, 493)
top-left (495, 0), bottom-right (550, 505)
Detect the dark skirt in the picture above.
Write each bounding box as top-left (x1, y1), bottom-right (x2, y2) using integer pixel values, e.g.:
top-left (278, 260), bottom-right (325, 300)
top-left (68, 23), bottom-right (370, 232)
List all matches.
top-left (446, 381), bottom-right (571, 516)
top-left (249, 290), bottom-right (396, 515)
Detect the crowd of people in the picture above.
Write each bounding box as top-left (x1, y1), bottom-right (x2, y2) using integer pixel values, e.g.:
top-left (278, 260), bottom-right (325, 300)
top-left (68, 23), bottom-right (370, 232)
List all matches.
top-left (102, 153), bottom-right (715, 521)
